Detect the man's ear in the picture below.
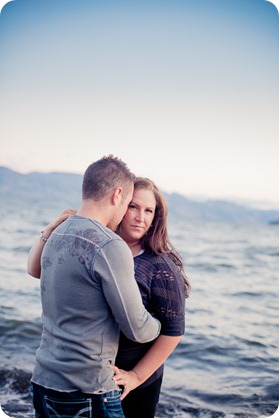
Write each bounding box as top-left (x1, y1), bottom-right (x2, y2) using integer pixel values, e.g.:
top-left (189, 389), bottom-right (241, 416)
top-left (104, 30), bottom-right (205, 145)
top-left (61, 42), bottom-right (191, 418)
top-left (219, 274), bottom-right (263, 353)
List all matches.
top-left (111, 187), bottom-right (123, 205)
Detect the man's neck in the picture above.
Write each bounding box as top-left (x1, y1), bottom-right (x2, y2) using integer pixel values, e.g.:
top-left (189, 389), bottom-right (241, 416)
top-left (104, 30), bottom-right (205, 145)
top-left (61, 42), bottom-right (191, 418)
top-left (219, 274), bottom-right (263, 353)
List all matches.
top-left (76, 200), bottom-right (110, 227)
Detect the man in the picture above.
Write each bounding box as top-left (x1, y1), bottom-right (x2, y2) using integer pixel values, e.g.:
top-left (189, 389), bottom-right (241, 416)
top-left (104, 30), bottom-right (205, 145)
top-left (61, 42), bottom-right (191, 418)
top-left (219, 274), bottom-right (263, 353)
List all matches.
top-left (28, 155), bottom-right (161, 418)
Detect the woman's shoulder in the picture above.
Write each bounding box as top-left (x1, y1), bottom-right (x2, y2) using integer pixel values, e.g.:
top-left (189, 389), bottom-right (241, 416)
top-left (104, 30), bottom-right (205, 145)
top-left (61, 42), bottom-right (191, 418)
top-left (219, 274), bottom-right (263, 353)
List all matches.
top-left (136, 250), bottom-right (179, 272)
top-left (152, 251), bottom-right (179, 269)
top-left (136, 249), bottom-right (167, 263)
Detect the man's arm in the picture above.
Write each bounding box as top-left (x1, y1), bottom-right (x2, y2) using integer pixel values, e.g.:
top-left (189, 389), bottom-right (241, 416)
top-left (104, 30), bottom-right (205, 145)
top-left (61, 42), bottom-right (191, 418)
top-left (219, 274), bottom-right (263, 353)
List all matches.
top-left (96, 240), bottom-right (161, 343)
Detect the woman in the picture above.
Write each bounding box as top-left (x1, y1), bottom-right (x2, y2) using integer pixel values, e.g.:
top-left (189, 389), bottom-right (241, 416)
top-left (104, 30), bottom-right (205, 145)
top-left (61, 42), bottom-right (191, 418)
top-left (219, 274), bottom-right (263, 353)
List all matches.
top-left (112, 177), bottom-right (190, 418)
top-left (27, 177), bottom-right (190, 418)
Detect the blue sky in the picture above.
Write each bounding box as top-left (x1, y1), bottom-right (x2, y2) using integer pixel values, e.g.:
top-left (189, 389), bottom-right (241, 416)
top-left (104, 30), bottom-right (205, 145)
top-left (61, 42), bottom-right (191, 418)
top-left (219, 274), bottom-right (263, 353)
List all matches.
top-left (0, 0), bottom-right (279, 209)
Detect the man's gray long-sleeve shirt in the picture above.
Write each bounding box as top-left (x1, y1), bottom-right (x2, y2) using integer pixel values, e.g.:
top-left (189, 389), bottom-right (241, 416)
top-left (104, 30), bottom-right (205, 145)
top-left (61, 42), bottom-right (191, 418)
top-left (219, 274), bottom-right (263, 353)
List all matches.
top-left (32, 216), bottom-right (160, 393)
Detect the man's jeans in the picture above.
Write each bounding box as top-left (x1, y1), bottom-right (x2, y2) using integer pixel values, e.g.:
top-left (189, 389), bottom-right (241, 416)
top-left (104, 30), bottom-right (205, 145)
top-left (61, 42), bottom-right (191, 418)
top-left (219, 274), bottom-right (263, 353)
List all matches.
top-left (31, 382), bottom-right (125, 418)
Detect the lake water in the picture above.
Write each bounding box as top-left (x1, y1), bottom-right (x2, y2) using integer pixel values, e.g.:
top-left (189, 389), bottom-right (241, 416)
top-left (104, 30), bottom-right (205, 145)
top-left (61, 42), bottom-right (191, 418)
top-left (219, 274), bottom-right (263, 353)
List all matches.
top-left (0, 204), bottom-right (278, 418)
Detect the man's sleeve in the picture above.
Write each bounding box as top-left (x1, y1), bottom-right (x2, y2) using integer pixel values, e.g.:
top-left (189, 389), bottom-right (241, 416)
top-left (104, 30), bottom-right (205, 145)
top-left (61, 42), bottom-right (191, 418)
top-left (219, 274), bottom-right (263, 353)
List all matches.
top-left (94, 239), bottom-right (161, 343)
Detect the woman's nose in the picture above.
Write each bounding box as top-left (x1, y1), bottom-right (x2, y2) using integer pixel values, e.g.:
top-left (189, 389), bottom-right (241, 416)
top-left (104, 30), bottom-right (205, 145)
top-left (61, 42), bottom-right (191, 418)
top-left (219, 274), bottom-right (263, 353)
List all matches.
top-left (135, 211), bottom-right (144, 222)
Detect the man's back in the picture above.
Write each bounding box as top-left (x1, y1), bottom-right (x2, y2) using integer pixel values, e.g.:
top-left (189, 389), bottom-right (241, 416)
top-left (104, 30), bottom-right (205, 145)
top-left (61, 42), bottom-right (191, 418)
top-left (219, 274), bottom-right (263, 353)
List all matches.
top-left (32, 215), bottom-right (159, 393)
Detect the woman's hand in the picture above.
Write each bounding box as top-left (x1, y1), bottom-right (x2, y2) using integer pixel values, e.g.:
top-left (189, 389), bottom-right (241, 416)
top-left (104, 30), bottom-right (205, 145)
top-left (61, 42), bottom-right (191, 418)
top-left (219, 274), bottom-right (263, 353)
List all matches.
top-left (27, 208), bottom-right (77, 278)
top-left (111, 365), bottom-right (141, 400)
top-left (43, 208), bottom-right (77, 238)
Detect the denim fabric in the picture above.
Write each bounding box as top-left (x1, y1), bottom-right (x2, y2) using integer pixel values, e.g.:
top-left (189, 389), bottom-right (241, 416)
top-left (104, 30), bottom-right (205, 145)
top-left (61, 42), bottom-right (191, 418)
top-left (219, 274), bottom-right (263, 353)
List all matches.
top-left (31, 382), bottom-right (125, 418)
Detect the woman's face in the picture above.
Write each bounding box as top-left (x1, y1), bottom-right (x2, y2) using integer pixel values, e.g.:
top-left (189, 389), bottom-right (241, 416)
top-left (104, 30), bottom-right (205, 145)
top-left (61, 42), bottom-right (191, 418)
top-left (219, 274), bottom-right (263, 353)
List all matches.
top-left (118, 188), bottom-right (156, 244)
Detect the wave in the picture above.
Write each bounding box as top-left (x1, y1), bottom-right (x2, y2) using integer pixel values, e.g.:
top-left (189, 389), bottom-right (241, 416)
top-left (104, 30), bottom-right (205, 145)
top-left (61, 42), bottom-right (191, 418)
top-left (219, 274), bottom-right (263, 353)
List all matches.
top-left (2, 367), bottom-right (277, 418)
top-left (0, 368), bottom-right (33, 418)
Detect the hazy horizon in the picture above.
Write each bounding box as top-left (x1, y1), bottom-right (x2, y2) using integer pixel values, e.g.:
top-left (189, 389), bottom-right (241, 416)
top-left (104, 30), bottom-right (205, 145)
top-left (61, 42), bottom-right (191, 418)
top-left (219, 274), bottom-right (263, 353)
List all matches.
top-left (1, 163), bottom-right (279, 211)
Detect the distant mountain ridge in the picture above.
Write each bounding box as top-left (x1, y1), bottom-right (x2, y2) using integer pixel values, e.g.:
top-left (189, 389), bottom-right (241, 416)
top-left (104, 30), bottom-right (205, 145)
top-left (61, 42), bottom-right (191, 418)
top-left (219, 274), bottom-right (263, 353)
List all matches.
top-left (1, 166), bottom-right (278, 224)
top-left (0, 166), bottom-right (82, 208)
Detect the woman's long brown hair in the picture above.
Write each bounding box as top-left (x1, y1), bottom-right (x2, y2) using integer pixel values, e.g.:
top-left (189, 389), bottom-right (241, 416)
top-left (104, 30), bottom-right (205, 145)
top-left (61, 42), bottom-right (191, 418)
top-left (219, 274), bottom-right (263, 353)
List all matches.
top-left (135, 177), bottom-right (190, 298)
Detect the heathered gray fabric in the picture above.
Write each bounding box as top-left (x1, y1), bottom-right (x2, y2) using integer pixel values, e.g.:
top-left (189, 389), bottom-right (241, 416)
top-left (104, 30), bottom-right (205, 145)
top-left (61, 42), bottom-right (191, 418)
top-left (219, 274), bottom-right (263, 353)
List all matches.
top-left (32, 216), bottom-right (160, 393)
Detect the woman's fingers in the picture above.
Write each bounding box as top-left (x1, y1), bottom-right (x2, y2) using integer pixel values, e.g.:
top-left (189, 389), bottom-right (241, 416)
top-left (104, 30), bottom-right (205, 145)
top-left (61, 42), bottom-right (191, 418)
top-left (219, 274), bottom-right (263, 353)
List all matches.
top-left (46, 209), bottom-right (77, 233)
top-left (111, 365), bottom-right (120, 374)
top-left (111, 365), bottom-right (141, 399)
top-left (111, 365), bottom-right (129, 384)
top-left (120, 384), bottom-right (130, 400)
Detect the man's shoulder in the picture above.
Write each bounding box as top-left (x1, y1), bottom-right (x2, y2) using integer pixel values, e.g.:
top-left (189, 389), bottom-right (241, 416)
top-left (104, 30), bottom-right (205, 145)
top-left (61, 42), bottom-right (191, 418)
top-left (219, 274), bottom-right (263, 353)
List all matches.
top-left (58, 216), bottom-right (124, 248)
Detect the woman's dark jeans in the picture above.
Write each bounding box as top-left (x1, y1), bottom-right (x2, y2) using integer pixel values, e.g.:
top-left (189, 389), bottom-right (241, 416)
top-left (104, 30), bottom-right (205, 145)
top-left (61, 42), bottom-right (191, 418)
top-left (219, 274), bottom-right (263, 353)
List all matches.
top-left (31, 382), bottom-right (125, 418)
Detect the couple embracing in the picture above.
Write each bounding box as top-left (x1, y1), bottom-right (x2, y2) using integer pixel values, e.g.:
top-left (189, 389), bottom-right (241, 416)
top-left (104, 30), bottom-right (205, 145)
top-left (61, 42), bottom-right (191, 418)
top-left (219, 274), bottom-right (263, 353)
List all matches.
top-left (27, 155), bottom-right (190, 418)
